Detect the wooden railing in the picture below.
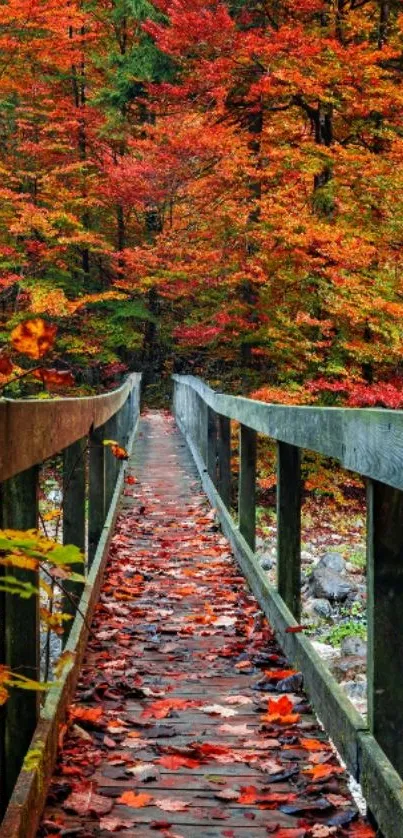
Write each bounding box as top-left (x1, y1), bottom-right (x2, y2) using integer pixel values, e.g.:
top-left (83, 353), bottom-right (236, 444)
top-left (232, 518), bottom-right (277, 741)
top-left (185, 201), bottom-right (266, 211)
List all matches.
top-left (173, 374), bottom-right (403, 838)
top-left (0, 374), bottom-right (141, 815)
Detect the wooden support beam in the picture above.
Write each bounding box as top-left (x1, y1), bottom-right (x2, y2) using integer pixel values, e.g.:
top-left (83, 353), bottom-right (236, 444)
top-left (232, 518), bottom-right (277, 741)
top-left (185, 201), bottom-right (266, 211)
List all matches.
top-left (62, 438), bottom-right (86, 642)
top-left (207, 407), bottom-right (218, 486)
top-left (367, 478), bottom-right (403, 777)
top-left (104, 413), bottom-right (118, 513)
top-left (0, 467), bottom-right (39, 804)
top-left (238, 425), bottom-right (257, 551)
top-left (277, 441), bottom-right (302, 620)
top-left (217, 415), bottom-right (231, 508)
top-left (88, 424), bottom-right (106, 566)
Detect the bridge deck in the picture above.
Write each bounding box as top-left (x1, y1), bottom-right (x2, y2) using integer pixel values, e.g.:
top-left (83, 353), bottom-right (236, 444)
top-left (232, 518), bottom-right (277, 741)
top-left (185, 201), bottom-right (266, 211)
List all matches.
top-left (38, 412), bottom-right (373, 837)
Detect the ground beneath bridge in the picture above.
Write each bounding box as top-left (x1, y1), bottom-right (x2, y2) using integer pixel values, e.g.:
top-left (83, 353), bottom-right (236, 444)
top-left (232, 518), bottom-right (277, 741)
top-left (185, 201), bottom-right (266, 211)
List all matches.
top-left (39, 411), bottom-right (374, 838)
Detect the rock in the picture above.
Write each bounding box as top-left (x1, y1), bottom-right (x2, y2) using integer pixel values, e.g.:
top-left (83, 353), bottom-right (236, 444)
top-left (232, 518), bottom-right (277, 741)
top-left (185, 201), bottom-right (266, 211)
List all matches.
top-left (341, 679), bottom-right (367, 701)
top-left (340, 636), bottom-right (367, 657)
top-left (259, 555), bottom-right (273, 571)
top-left (317, 551), bottom-right (344, 573)
top-left (312, 598), bottom-right (332, 619)
top-left (331, 655), bottom-right (366, 681)
top-left (311, 640), bottom-right (339, 662)
top-left (276, 672), bottom-right (303, 692)
top-left (310, 565), bottom-right (354, 601)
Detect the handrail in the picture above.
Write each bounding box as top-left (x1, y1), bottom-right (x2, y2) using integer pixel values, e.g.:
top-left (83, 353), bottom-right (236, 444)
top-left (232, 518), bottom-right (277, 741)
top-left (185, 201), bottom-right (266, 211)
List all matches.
top-left (0, 373), bottom-right (142, 816)
top-left (172, 374), bottom-right (403, 491)
top-left (172, 374), bottom-right (403, 838)
top-left (0, 373), bottom-right (142, 483)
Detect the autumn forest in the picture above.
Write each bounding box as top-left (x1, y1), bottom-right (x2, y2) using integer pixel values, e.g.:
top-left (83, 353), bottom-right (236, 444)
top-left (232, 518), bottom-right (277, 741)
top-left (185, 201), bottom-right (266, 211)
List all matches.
top-left (0, 0), bottom-right (402, 405)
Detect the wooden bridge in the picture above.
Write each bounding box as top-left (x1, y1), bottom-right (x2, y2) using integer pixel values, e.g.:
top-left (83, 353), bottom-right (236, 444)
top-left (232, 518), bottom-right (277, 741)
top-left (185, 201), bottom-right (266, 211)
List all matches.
top-left (1, 375), bottom-right (403, 837)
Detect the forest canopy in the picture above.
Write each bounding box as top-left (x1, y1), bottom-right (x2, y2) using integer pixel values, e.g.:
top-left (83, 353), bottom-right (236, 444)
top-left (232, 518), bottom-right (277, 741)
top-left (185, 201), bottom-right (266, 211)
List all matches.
top-left (0, 0), bottom-right (402, 405)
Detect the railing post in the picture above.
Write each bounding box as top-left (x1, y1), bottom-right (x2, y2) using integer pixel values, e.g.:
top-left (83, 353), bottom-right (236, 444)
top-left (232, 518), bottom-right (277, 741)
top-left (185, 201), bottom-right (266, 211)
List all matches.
top-left (217, 414), bottom-right (231, 508)
top-left (0, 467), bottom-right (39, 803)
top-left (199, 395), bottom-right (208, 464)
top-left (88, 424), bottom-right (106, 565)
top-left (62, 438), bottom-right (86, 640)
top-left (207, 407), bottom-right (218, 485)
top-left (238, 424), bottom-right (257, 551)
top-left (104, 412), bottom-right (118, 512)
top-left (276, 441), bottom-right (302, 620)
top-left (367, 478), bottom-right (403, 777)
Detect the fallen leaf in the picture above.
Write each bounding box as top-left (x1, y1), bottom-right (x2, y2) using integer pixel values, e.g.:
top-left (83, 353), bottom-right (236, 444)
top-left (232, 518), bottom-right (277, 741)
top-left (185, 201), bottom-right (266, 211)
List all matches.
top-left (142, 698), bottom-right (195, 719)
top-left (69, 706), bottom-right (103, 724)
top-left (99, 817), bottom-right (131, 832)
top-left (155, 799), bottom-right (189, 812)
top-left (300, 738), bottom-right (329, 752)
top-left (158, 755), bottom-right (200, 769)
top-left (303, 764), bottom-right (344, 780)
top-left (201, 705), bottom-right (238, 717)
top-left (63, 789), bottom-right (113, 816)
top-left (117, 792), bottom-right (153, 808)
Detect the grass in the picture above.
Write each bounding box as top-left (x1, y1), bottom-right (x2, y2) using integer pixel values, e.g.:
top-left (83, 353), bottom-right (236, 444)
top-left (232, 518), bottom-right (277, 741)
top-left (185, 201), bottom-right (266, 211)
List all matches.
top-left (324, 620), bottom-right (366, 648)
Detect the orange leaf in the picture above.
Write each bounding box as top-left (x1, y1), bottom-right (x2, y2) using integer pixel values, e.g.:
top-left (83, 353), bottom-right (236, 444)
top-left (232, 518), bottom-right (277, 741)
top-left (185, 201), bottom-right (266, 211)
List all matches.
top-left (32, 368), bottom-right (74, 387)
top-left (303, 763), bottom-right (344, 780)
top-left (157, 755), bottom-right (200, 769)
top-left (238, 785), bottom-right (258, 805)
top-left (111, 444), bottom-right (129, 461)
top-left (70, 705), bottom-right (103, 724)
top-left (117, 792), bottom-right (152, 808)
top-left (11, 319), bottom-right (57, 359)
top-left (141, 698), bottom-right (195, 719)
top-left (285, 625), bottom-right (310, 633)
top-left (264, 669), bottom-right (297, 681)
top-left (268, 696), bottom-right (293, 715)
top-left (300, 738), bottom-right (329, 752)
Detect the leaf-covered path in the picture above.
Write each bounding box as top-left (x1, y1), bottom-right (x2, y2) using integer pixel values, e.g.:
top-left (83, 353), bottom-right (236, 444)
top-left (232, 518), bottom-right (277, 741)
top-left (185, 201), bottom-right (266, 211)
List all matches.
top-left (39, 412), bottom-right (374, 838)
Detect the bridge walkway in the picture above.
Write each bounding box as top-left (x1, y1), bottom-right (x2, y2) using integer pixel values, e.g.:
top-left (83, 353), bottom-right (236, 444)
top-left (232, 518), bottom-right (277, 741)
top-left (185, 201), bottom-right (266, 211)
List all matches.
top-left (38, 412), bottom-right (373, 838)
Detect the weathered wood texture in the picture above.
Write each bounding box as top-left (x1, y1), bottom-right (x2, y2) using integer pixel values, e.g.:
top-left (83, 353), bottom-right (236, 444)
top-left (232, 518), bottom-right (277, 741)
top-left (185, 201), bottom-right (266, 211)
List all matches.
top-left (217, 414), bottom-right (231, 507)
top-left (277, 441), bottom-right (302, 620)
top-left (174, 404), bottom-right (403, 838)
top-left (0, 376), bottom-right (141, 818)
top-left (366, 478), bottom-right (403, 777)
top-left (0, 411), bottom-right (141, 838)
top-left (0, 373), bottom-right (141, 483)
top-left (88, 423), bottom-right (107, 566)
top-left (207, 407), bottom-right (218, 485)
top-left (172, 374), bottom-right (403, 490)
top-left (238, 424), bottom-right (257, 551)
top-left (0, 467), bottom-right (39, 802)
top-left (62, 438), bottom-right (86, 637)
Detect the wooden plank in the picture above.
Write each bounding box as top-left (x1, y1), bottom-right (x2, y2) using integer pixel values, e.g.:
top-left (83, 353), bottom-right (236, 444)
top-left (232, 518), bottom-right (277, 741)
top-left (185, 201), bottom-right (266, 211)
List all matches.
top-left (0, 374), bottom-right (141, 483)
top-left (276, 441), bottom-right (301, 620)
top-left (366, 478), bottom-right (403, 777)
top-left (172, 375), bottom-right (403, 491)
top-left (0, 415), bottom-right (140, 838)
top-left (62, 437), bottom-right (87, 641)
top-left (238, 424), bottom-right (256, 551)
top-left (207, 407), bottom-right (218, 486)
top-left (178, 415), bottom-right (367, 778)
top-left (359, 732), bottom-right (403, 838)
top-left (88, 424), bottom-right (106, 566)
top-left (104, 413), bottom-right (118, 513)
top-left (0, 467), bottom-right (39, 804)
top-left (217, 414), bottom-right (231, 508)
